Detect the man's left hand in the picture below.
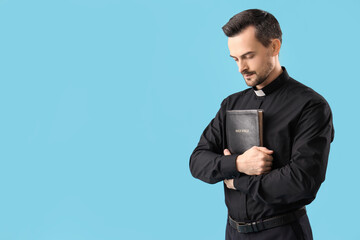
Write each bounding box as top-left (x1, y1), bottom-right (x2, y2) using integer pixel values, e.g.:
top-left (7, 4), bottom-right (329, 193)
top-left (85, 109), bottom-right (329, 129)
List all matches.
top-left (223, 149), bottom-right (236, 190)
top-left (224, 179), bottom-right (235, 190)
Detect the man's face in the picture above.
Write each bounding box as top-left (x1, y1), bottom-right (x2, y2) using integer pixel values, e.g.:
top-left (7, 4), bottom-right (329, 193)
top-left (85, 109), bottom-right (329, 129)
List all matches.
top-left (228, 26), bottom-right (276, 88)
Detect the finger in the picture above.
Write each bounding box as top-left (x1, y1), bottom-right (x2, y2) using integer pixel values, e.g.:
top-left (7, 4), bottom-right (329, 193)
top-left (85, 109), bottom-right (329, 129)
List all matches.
top-left (264, 155), bottom-right (274, 161)
top-left (263, 161), bottom-right (273, 167)
top-left (224, 149), bottom-right (232, 156)
top-left (256, 146), bottom-right (274, 154)
top-left (261, 167), bottom-right (272, 173)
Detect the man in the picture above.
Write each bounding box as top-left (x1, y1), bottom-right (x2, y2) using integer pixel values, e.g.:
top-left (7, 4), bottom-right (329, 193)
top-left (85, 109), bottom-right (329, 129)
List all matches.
top-left (189, 9), bottom-right (334, 240)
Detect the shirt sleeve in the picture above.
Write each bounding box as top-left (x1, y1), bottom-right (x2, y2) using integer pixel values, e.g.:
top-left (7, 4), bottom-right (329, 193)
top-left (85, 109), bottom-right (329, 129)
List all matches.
top-left (233, 99), bottom-right (334, 205)
top-left (189, 98), bottom-right (240, 184)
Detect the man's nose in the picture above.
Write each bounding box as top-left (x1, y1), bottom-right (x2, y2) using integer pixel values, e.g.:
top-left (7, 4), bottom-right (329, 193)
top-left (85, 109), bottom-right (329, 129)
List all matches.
top-left (238, 60), bottom-right (248, 73)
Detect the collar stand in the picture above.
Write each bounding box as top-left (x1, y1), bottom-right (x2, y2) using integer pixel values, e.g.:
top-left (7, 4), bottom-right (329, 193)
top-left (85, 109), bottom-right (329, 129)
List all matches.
top-left (252, 67), bottom-right (289, 97)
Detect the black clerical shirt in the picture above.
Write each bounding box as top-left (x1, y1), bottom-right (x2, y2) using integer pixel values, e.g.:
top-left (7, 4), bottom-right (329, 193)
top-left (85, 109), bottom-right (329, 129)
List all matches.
top-left (189, 67), bottom-right (334, 222)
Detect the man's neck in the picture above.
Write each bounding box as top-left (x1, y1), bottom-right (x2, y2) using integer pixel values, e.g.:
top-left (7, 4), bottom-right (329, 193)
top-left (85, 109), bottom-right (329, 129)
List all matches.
top-left (256, 63), bottom-right (283, 90)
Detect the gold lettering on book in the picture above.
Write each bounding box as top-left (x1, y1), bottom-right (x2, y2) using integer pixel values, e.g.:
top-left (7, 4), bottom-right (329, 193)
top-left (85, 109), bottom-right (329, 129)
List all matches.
top-left (235, 129), bottom-right (249, 133)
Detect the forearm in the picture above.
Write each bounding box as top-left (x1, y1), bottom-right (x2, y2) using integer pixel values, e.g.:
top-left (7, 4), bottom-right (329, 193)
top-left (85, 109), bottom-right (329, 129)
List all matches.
top-left (233, 134), bottom-right (331, 205)
top-left (190, 148), bottom-right (239, 184)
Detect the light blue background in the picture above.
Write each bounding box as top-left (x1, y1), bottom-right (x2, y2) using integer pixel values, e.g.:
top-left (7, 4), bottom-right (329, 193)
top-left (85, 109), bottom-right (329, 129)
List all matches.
top-left (0, 0), bottom-right (357, 239)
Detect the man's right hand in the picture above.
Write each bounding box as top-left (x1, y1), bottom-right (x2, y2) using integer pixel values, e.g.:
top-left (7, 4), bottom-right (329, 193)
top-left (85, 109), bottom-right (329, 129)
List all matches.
top-left (236, 146), bottom-right (273, 175)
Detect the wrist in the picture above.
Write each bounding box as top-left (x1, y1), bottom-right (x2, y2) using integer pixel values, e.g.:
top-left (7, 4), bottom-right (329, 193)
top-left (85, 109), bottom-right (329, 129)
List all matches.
top-left (236, 154), bottom-right (244, 173)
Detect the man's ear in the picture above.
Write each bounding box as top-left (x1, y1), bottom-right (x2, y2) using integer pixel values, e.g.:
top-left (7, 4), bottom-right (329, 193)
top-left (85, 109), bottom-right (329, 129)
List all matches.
top-left (271, 39), bottom-right (281, 56)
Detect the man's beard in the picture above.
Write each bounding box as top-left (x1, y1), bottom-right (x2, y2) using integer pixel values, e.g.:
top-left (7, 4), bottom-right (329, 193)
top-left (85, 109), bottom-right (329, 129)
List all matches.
top-left (242, 59), bottom-right (274, 87)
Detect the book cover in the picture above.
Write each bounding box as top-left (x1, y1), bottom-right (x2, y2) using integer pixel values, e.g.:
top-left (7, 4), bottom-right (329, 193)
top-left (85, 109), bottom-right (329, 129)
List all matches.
top-left (226, 109), bottom-right (263, 154)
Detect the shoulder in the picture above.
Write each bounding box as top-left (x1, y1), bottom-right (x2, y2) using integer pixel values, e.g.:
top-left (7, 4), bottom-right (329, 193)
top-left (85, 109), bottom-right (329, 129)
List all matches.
top-left (286, 77), bottom-right (331, 110)
top-left (285, 78), bottom-right (333, 137)
top-left (220, 88), bottom-right (253, 107)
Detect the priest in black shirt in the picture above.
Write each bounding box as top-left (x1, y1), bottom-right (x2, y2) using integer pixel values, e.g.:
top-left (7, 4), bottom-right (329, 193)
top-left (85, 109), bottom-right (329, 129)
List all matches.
top-left (189, 9), bottom-right (334, 240)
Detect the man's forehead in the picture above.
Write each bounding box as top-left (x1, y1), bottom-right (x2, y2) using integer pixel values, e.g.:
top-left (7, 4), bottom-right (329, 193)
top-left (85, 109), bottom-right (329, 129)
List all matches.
top-left (228, 27), bottom-right (262, 56)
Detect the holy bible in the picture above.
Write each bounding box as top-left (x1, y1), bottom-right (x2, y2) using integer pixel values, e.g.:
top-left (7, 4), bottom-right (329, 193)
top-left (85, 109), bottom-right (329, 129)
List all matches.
top-left (226, 109), bottom-right (263, 154)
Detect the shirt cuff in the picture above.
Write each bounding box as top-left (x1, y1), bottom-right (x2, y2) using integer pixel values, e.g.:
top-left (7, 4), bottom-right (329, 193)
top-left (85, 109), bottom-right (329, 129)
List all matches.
top-left (220, 154), bottom-right (239, 179)
top-left (233, 175), bottom-right (250, 193)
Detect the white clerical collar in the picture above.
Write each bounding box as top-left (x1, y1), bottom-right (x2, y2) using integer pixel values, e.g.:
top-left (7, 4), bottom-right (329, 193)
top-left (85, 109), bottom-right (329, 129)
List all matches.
top-left (254, 89), bottom-right (266, 97)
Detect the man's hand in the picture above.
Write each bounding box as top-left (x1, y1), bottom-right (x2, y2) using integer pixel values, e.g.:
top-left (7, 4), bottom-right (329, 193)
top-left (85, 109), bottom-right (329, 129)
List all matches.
top-left (222, 147), bottom-right (273, 189)
top-left (224, 179), bottom-right (235, 190)
top-left (235, 146), bottom-right (273, 175)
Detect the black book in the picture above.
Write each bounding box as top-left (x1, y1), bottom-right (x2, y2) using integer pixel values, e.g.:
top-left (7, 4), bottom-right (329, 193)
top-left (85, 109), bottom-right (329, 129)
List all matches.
top-left (226, 110), bottom-right (263, 154)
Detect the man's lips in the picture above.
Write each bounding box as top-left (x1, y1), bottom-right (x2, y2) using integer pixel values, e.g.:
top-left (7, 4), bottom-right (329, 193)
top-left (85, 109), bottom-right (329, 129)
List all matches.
top-left (243, 73), bottom-right (255, 78)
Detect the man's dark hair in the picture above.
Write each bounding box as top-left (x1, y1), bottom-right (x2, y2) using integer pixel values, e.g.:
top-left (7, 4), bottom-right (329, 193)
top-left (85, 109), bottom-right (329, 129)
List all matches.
top-left (222, 9), bottom-right (282, 47)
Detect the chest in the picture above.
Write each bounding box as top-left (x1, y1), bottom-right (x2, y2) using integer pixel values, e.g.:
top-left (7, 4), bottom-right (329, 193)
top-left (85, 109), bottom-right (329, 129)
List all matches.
top-left (229, 94), bottom-right (303, 167)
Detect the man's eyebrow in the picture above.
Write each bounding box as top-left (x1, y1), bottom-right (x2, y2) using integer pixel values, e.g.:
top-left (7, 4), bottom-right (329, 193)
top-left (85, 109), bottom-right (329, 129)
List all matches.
top-left (230, 51), bottom-right (255, 58)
